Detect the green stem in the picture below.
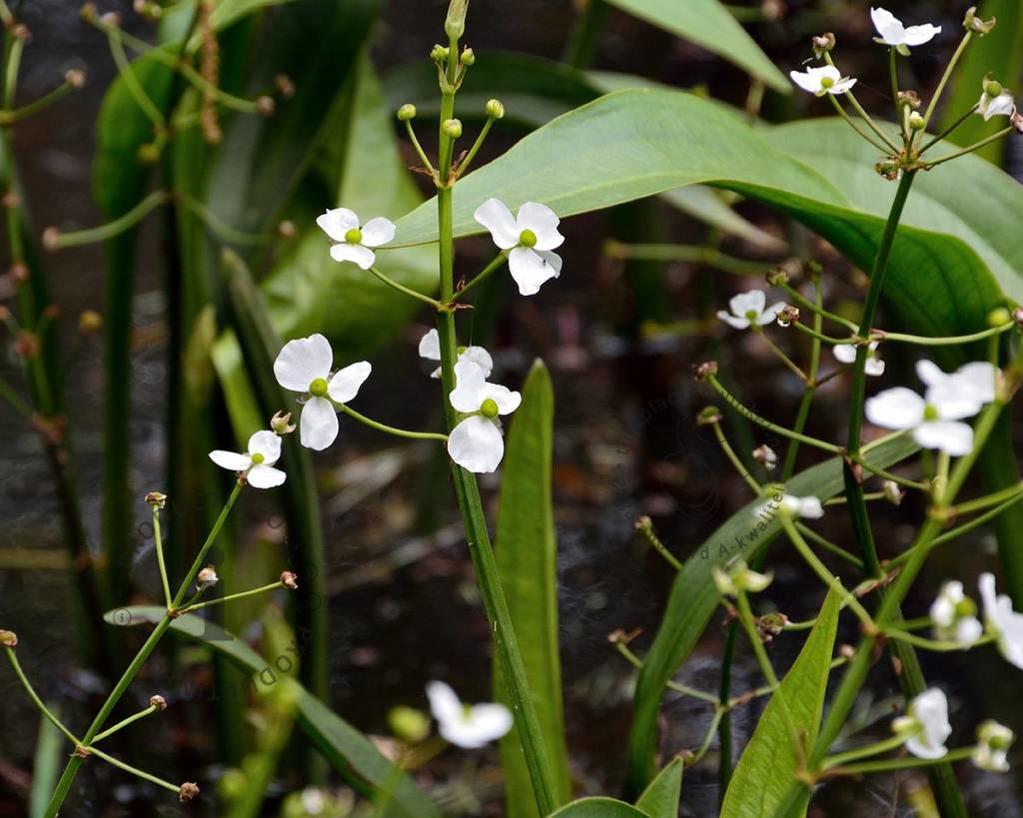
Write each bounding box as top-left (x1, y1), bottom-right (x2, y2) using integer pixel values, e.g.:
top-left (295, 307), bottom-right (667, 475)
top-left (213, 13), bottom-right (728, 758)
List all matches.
top-left (880, 321), bottom-right (1014, 345)
top-left (367, 265), bottom-right (442, 309)
top-left (106, 31), bottom-right (164, 128)
top-left (455, 115), bottom-right (494, 178)
top-left (452, 251), bottom-right (508, 301)
top-left (826, 94), bottom-right (894, 154)
top-left (177, 580), bottom-right (284, 614)
top-left (794, 522), bottom-right (864, 570)
top-left (403, 120), bottom-right (437, 177)
top-left (918, 105), bottom-right (979, 154)
top-left (5, 648), bottom-right (79, 746)
top-left (831, 746), bottom-right (974, 776)
top-left (0, 80), bottom-right (74, 125)
top-left (177, 193), bottom-right (270, 246)
top-left (85, 745), bottom-right (180, 794)
top-left (0, 373), bottom-right (33, 418)
top-left (924, 126), bottom-right (1014, 168)
top-left (90, 704), bottom-right (158, 744)
top-left (338, 403), bottom-right (448, 442)
top-left (822, 57), bottom-right (900, 153)
top-left (50, 190), bottom-right (169, 248)
top-left (753, 326), bottom-right (809, 383)
top-left (607, 241), bottom-right (777, 276)
top-left (711, 421), bottom-right (763, 495)
top-left (614, 642), bottom-right (718, 704)
top-left (634, 518), bottom-right (683, 572)
top-left (152, 506), bottom-right (172, 609)
top-left (779, 283), bottom-right (858, 332)
top-left (822, 733), bottom-right (914, 770)
top-left (922, 31), bottom-right (972, 128)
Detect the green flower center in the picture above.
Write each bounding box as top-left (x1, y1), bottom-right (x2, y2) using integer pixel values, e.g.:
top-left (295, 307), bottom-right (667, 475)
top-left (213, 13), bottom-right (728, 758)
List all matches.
top-left (309, 377), bottom-right (329, 397)
top-left (480, 398), bottom-right (499, 419)
top-left (251, 453), bottom-right (265, 465)
top-left (519, 228), bottom-right (537, 248)
top-left (820, 75), bottom-right (835, 89)
top-left (745, 309), bottom-right (760, 321)
top-left (923, 404), bottom-right (939, 421)
top-left (954, 598), bottom-right (977, 618)
top-left (344, 227), bottom-right (363, 244)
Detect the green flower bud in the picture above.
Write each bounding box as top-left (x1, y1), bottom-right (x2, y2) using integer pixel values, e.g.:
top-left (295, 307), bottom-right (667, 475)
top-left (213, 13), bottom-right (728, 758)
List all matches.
top-left (397, 103), bottom-right (417, 121)
top-left (985, 79), bottom-right (1004, 98)
top-left (696, 405), bottom-right (723, 426)
top-left (445, 0), bottom-right (468, 41)
top-left (442, 118), bottom-right (462, 138)
top-left (460, 47), bottom-right (475, 66)
top-left (964, 7), bottom-right (997, 35)
top-left (388, 705), bottom-right (431, 743)
top-left (485, 98), bottom-right (505, 119)
top-left (0, 630), bottom-right (18, 648)
top-left (430, 44), bottom-right (449, 62)
top-left (908, 112), bottom-right (926, 130)
top-left (988, 306), bottom-right (1012, 327)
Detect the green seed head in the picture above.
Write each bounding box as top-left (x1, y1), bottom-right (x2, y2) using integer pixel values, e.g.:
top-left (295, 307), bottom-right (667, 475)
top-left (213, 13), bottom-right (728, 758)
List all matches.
top-left (485, 98), bottom-right (505, 119)
top-left (985, 79), bottom-right (1004, 98)
top-left (344, 227), bottom-right (363, 244)
top-left (954, 597), bottom-right (977, 619)
top-left (397, 103), bottom-right (417, 122)
top-left (480, 398), bottom-right (499, 419)
top-left (309, 377), bottom-right (329, 397)
top-left (908, 112), bottom-right (926, 131)
top-left (519, 228), bottom-right (537, 248)
top-left (442, 118), bottom-right (463, 138)
top-left (745, 309), bottom-right (759, 322)
top-left (820, 75), bottom-right (835, 89)
top-left (251, 452), bottom-right (265, 465)
top-left (923, 404), bottom-right (939, 421)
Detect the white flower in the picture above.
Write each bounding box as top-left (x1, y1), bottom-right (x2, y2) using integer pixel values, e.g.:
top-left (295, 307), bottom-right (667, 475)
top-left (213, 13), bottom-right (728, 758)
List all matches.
top-left (717, 290), bottom-right (786, 330)
top-left (209, 430), bottom-right (286, 489)
top-left (473, 198), bottom-right (564, 296)
top-left (789, 65), bottom-right (857, 96)
top-left (864, 360), bottom-right (993, 457)
top-left (871, 7), bottom-right (941, 50)
top-left (929, 580), bottom-right (983, 647)
top-left (978, 88), bottom-right (1017, 121)
top-left (756, 493), bottom-right (824, 520)
top-left (425, 681), bottom-right (512, 749)
top-left (833, 342), bottom-right (885, 376)
top-left (447, 360), bottom-right (521, 473)
top-left (973, 720), bottom-right (1014, 772)
top-left (892, 688), bottom-right (952, 760)
top-left (713, 559), bottom-right (773, 597)
top-left (316, 208), bottom-right (396, 270)
top-left (418, 328), bottom-right (494, 380)
top-left (273, 334), bottom-right (371, 451)
top-left (979, 572), bottom-right (1023, 670)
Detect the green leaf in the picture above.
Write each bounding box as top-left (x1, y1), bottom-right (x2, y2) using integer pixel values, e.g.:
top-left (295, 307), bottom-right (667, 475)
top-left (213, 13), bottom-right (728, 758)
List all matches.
top-left (29, 706), bottom-right (64, 818)
top-left (549, 797), bottom-right (649, 817)
top-left (494, 360), bottom-right (571, 815)
top-left (721, 590), bottom-right (841, 818)
top-left (635, 757), bottom-right (683, 817)
top-left (941, 0), bottom-right (1023, 163)
top-left (624, 433), bottom-right (917, 793)
top-left (602, 0), bottom-right (789, 92)
top-left (104, 606), bottom-right (440, 818)
top-left (393, 89), bottom-right (1020, 337)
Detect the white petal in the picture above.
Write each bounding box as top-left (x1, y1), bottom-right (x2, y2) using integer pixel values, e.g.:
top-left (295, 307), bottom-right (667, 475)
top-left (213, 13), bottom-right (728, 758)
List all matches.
top-left (796, 496), bottom-right (825, 519)
top-left (955, 362), bottom-right (998, 404)
top-left (316, 208), bottom-right (359, 242)
top-left (833, 344), bottom-right (857, 364)
top-left (448, 415), bottom-right (505, 473)
top-left (790, 70), bottom-right (822, 94)
top-left (299, 397), bottom-right (339, 451)
top-left (955, 617), bottom-right (983, 647)
top-left (459, 346), bottom-right (493, 379)
top-left (729, 290), bottom-right (766, 318)
top-left (474, 198), bottom-right (520, 249)
top-left (419, 328), bottom-right (441, 361)
top-left (913, 421), bottom-right (974, 456)
top-left (516, 202), bottom-right (564, 251)
top-left (717, 310), bottom-right (751, 330)
top-left (360, 217), bottom-right (396, 248)
top-left (755, 301), bottom-right (786, 326)
top-left (209, 450), bottom-right (252, 472)
top-left (425, 681), bottom-right (463, 724)
top-left (982, 93), bottom-right (1017, 121)
top-left (330, 243), bottom-right (376, 270)
top-left (449, 360), bottom-right (488, 413)
top-left (865, 357), bottom-right (886, 377)
top-left (508, 247), bottom-right (560, 296)
top-left (906, 735), bottom-right (948, 759)
top-left (327, 361), bottom-right (371, 404)
top-left (480, 383), bottom-right (521, 415)
top-left (248, 430), bottom-right (282, 465)
top-left (865, 387), bottom-right (925, 430)
top-left (828, 77), bottom-right (857, 95)
top-left (457, 703), bottom-right (513, 747)
top-left (902, 23), bottom-right (940, 46)
top-left (916, 360), bottom-right (950, 389)
top-left (908, 689), bottom-right (952, 758)
top-left (274, 334), bottom-right (333, 392)
top-left (871, 7), bottom-right (906, 44)
top-left (247, 464), bottom-right (286, 489)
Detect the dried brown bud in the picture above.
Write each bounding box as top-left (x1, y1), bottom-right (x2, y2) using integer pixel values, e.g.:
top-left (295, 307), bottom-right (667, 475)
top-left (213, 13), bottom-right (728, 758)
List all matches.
top-left (15, 331), bottom-right (40, 360)
top-left (696, 405), bottom-right (723, 426)
top-left (276, 220), bottom-right (296, 240)
top-left (196, 565), bottom-right (218, 590)
top-left (80, 3), bottom-right (97, 22)
top-left (78, 310), bottom-right (103, 333)
top-left (897, 89), bottom-right (921, 109)
top-left (777, 305), bottom-right (799, 327)
top-left (12, 24), bottom-right (30, 42)
top-left (693, 361), bottom-right (718, 382)
top-left (1012, 111), bottom-right (1023, 135)
top-left (255, 96), bottom-right (275, 117)
top-left (634, 515), bottom-right (652, 531)
top-left (274, 74), bottom-right (296, 99)
top-left (761, 0), bottom-right (785, 21)
top-left (811, 32), bottom-right (835, 57)
top-left (99, 11), bottom-right (121, 27)
top-left (964, 7), bottom-right (997, 35)
top-left (752, 444), bottom-right (778, 472)
top-left (72, 744), bottom-right (91, 758)
top-left (178, 782), bottom-right (200, 802)
top-left (9, 262), bottom-right (29, 284)
top-left (280, 571), bottom-right (299, 590)
top-left (64, 69), bottom-right (87, 89)
top-left (1, 190), bottom-right (17, 209)
top-left (0, 630), bottom-right (17, 648)
top-left (150, 694), bottom-right (167, 711)
top-left (766, 267), bottom-right (790, 287)
top-left (43, 304), bottom-right (61, 321)
top-left (875, 160), bottom-right (901, 181)
top-left (607, 627), bottom-right (641, 646)
top-left (145, 491), bottom-right (167, 509)
top-left (42, 227), bottom-right (61, 252)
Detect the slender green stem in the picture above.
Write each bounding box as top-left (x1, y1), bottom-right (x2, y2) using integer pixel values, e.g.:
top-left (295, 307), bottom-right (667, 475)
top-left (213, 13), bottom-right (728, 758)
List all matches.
top-left (794, 522), bottom-right (864, 570)
top-left (822, 56), bottom-right (900, 153)
top-left (177, 580), bottom-right (284, 614)
top-left (452, 251), bottom-right (508, 301)
top-left (822, 733), bottom-right (913, 770)
top-left (753, 327), bottom-right (809, 383)
top-left (5, 649), bottom-right (79, 745)
top-left (177, 193), bottom-right (270, 247)
top-left (607, 241), bottom-right (777, 276)
top-left (172, 481), bottom-right (243, 607)
top-left (826, 94), bottom-right (894, 154)
top-left (90, 704), bottom-right (158, 744)
top-left (106, 31), bottom-right (164, 128)
top-left (614, 642), bottom-right (718, 704)
top-left (152, 506), bottom-right (172, 609)
top-left (781, 281), bottom-right (822, 479)
top-left (922, 31), bottom-right (972, 128)
top-left (831, 747), bottom-right (974, 776)
top-left (856, 460), bottom-right (927, 491)
top-left (367, 265), bottom-right (442, 309)
top-left (924, 126), bottom-right (1014, 168)
top-left (338, 403), bottom-right (448, 442)
top-left (884, 628), bottom-right (993, 652)
top-left (455, 115), bottom-right (494, 178)
top-left (0, 80), bottom-right (74, 126)
top-left (889, 49), bottom-right (906, 141)
top-left (880, 321), bottom-right (1014, 346)
top-left (918, 105), bottom-right (979, 154)
top-left (779, 283), bottom-right (858, 333)
top-left (634, 518), bottom-right (683, 571)
top-left (949, 482), bottom-right (1023, 516)
top-left (50, 190), bottom-right (169, 249)
top-left (85, 745), bottom-right (180, 794)
top-left (711, 421), bottom-right (763, 495)
top-left (791, 321), bottom-right (852, 345)
top-left (403, 120), bottom-right (437, 177)
top-left (0, 374), bottom-right (33, 418)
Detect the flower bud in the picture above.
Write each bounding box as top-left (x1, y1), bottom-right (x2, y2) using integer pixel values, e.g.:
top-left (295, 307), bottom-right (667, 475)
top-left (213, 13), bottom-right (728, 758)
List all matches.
top-left (766, 267), bottom-right (789, 286)
top-left (397, 103), bottom-right (417, 121)
top-left (137, 142), bottom-right (160, 165)
top-left (442, 118), bottom-right (462, 138)
top-left (145, 491), bottom-right (167, 509)
top-left (713, 559), bottom-right (773, 597)
top-left (78, 309), bottom-right (102, 333)
top-left (697, 405), bottom-right (722, 425)
top-left (777, 304), bottom-right (799, 327)
top-left (908, 112), bottom-right (925, 131)
top-left (274, 74), bottom-right (295, 99)
top-left (1012, 111), bottom-right (1023, 134)
top-left (100, 11), bottom-right (121, 27)
top-left (80, 3), bottom-right (97, 22)
top-left (988, 306), bottom-right (1012, 327)
top-left (0, 630), bottom-right (17, 648)
top-left (757, 611), bottom-right (787, 642)
top-left (485, 98), bottom-right (505, 119)
top-left (42, 227), bottom-right (61, 252)
top-left (64, 69), bottom-right (86, 89)
top-left (974, 720), bottom-right (1014, 772)
top-left (280, 571), bottom-right (299, 590)
top-left (197, 565), bottom-right (218, 590)
top-left (150, 694), bottom-right (167, 711)
top-left (388, 705), bottom-right (431, 743)
top-left (693, 361), bottom-right (718, 382)
top-left (752, 444), bottom-right (778, 472)
top-left (256, 96), bottom-right (275, 117)
top-left (897, 90), bottom-right (922, 109)
top-left (270, 410), bottom-right (296, 435)
top-left (883, 480), bottom-right (903, 506)
top-left (444, 0), bottom-right (469, 41)
top-left (430, 44), bottom-right (449, 62)
top-left (179, 782), bottom-right (200, 803)
top-left (811, 32), bottom-right (835, 57)
top-left (460, 47), bottom-right (475, 66)
top-left (276, 220), bottom-right (296, 240)
top-left (964, 7), bottom-right (997, 35)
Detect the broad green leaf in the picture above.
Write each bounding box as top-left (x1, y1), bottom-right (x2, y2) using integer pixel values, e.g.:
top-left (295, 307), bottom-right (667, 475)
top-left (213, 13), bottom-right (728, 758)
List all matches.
top-left (603, 0), bottom-right (789, 92)
top-left (549, 797), bottom-right (649, 817)
top-left (495, 360), bottom-right (571, 815)
top-left (942, 0), bottom-right (1023, 163)
top-left (661, 187), bottom-right (784, 251)
top-left (721, 590), bottom-right (841, 818)
top-left (624, 434), bottom-right (917, 792)
top-left (634, 757), bottom-right (683, 817)
top-left (105, 607), bottom-right (440, 818)
top-left (392, 89), bottom-right (1020, 338)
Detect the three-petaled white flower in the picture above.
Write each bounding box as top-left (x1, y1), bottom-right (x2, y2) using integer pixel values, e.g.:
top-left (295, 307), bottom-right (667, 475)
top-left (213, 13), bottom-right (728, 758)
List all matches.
top-left (474, 198), bottom-right (564, 296)
top-left (833, 341), bottom-right (885, 376)
top-left (978, 79), bottom-right (1017, 121)
top-left (209, 430), bottom-right (287, 488)
top-left (317, 208), bottom-right (396, 270)
top-left (790, 65), bottom-right (857, 97)
top-left (929, 580), bottom-right (983, 647)
top-left (864, 360), bottom-right (997, 456)
top-left (418, 328), bottom-right (494, 380)
top-left (973, 720), bottom-right (1014, 772)
top-left (979, 572), bottom-right (1023, 670)
top-left (273, 334), bottom-right (372, 451)
top-left (447, 361), bottom-right (521, 473)
top-left (892, 688), bottom-right (952, 759)
top-left (713, 559), bottom-right (773, 597)
top-left (717, 290), bottom-right (786, 330)
top-left (871, 7), bottom-right (941, 52)
top-left (425, 681), bottom-right (512, 749)
top-left (754, 494), bottom-right (824, 521)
